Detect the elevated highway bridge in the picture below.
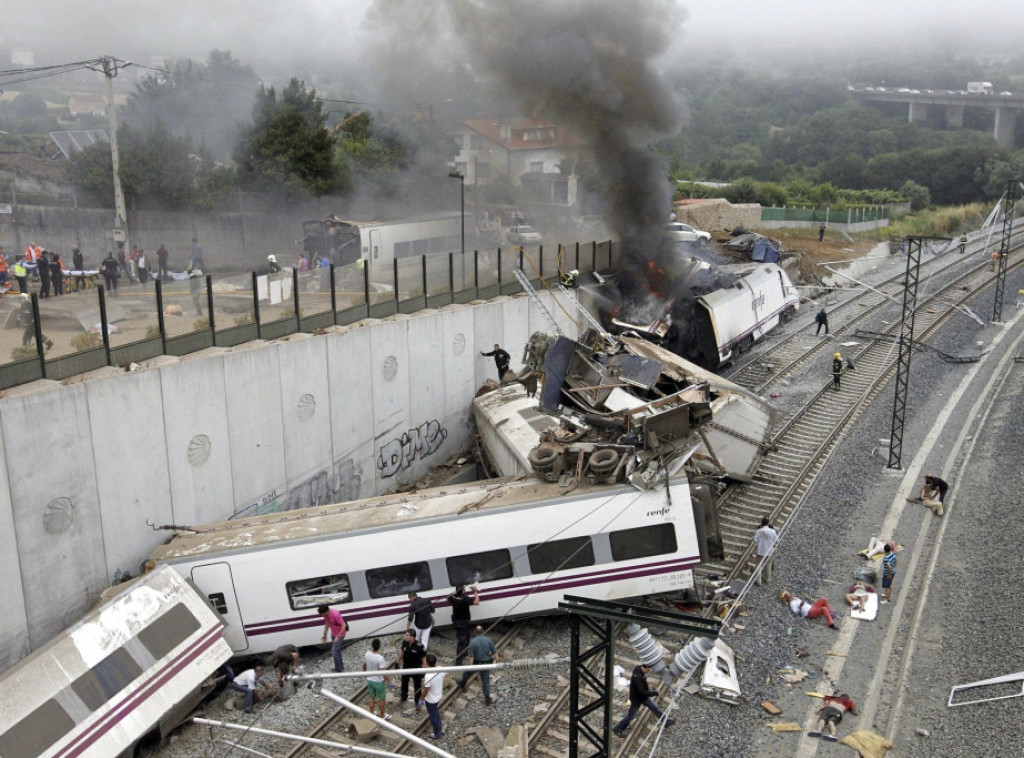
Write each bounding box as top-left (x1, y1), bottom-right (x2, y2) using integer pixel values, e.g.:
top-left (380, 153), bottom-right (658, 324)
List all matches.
top-left (849, 87), bottom-right (1024, 146)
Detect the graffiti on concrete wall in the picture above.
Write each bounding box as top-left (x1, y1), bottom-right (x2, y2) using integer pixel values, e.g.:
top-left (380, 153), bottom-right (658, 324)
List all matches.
top-left (232, 457), bottom-right (363, 519)
top-left (376, 419), bottom-right (448, 478)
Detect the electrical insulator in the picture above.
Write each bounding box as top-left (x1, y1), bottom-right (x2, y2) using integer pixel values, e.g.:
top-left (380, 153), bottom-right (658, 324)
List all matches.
top-left (668, 636), bottom-right (715, 679)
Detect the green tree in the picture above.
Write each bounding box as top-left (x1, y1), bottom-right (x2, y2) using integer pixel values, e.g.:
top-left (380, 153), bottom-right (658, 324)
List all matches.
top-left (899, 180), bottom-right (931, 211)
top-left (125, 50), bottom-right (258, 162)
top-left (234, 78), bottom-right (337, 199)
top-left (70, 123), bottom-right (233, 211)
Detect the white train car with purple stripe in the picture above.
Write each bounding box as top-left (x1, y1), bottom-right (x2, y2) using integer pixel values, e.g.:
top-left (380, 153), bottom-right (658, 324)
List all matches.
top-left (147, 475), bottom-right (701, 656)
top-left (0, 566), bottom-right (231, 758)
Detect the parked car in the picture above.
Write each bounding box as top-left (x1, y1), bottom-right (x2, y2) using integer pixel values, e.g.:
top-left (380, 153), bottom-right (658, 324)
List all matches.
top-left (506, 224), bottom-right (542, 244)
top-left (664, 222), bottom-right (711, 245)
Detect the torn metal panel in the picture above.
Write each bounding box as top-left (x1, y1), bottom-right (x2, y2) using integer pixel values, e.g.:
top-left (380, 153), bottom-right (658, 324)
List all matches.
top-left (700, 639), bottom-right (741, 704)
top-left (948, 671), bottom-right (1024, 707)
top-left (597, 352), bottom-right (664, 389)
top-left (539, 335), bottom-right (576, 412)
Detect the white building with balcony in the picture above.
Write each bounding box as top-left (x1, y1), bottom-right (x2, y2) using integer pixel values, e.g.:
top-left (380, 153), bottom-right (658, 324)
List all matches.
top-left (450, 118), bottom-right (583, 206)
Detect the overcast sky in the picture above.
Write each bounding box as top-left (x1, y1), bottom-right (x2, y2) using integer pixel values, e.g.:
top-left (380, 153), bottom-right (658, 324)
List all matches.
top-left (3, 0), bottom-right (1021, 81)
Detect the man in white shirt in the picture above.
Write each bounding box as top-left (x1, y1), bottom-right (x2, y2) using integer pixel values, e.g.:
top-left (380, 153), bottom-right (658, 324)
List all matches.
top-left (419, 653), bottom-right (447, 739)
top-left (363, 638), bottom-right (392, 720)
top-left (753, 516), bottom-right (779, 586)
top-left (229, 666), bottom-right (263, 714)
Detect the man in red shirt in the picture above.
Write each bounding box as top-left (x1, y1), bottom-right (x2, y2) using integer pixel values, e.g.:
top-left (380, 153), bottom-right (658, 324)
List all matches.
top-left (808, 693), bottom-right (857, 741)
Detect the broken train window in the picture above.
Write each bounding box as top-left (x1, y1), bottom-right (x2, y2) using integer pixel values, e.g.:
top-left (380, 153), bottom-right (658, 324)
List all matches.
top-left (286, 573), bottom-right (352, 609)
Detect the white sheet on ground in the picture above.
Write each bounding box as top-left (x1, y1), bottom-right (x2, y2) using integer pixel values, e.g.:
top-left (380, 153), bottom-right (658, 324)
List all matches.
top-left (850, 591), bottom-right (878, 621)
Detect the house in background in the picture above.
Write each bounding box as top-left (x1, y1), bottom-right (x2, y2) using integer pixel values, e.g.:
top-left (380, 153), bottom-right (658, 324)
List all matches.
top-left (451, 118), bottom-right (583, 206)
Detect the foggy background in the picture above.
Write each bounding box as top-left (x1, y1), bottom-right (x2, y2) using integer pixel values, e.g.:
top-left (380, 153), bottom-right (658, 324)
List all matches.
top-left (5, 0), bottom-right (1021, 82)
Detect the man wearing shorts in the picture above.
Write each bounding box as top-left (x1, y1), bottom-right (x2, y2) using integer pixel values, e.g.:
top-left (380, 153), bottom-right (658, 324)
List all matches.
top-left (881, 544), bottom-right (897, 604)
top-left (363, 638), bottom-right (392, 720)
top-left (808, 693), bottom-right (857, 741)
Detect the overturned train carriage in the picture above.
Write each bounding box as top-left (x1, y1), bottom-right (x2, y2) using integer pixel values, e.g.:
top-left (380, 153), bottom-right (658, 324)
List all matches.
top-left (0, 567), bottom-right (231, 758)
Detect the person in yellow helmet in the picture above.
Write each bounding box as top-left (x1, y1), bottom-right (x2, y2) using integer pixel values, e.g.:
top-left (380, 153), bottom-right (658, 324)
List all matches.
top-left (832, 352), bottom-right (843, 391)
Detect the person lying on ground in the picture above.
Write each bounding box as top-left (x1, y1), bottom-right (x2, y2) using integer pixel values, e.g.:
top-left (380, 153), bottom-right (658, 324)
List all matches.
top-left (844, 582), bottom-right (875, 612)
top-left (860, 537), bottom-right (901, 560)
top-left (808, 693), bottom-right (858, 741)
top-left (779, 589), bottom-right (839, 629)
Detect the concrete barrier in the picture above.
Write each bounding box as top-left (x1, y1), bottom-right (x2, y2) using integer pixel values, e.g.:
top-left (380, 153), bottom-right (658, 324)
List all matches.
top-left (0, 289), bottom-right (577, 672)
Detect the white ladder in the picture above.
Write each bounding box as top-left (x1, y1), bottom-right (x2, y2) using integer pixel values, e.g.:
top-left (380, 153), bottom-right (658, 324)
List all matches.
top-left (513, 268), bottom-right (562, 335)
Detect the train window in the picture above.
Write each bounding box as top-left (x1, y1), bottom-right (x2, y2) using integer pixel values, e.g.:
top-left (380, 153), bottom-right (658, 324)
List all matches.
top-left (527, 536), bottom-right (595, 575)
top-left (413, 238), bottom-right (430, 255)
top-left (446, 549), bottom-right (514, 586)
top-left (609, 524), bottom-right (678, 562)
top-left (208, 593), bottom-right (228, 614)
top-left (366, 562), bottom-right (432, 599)
top-left (0, 698), bottom-right (76, 758)
top-left (70, 648), bottom-right (143, 711)
top-left (286, 574), bottom-right (352, 609)
top-left (138, 604), bottom-right (201, 660)
top-left (395, 241), bottom-right (410, 257)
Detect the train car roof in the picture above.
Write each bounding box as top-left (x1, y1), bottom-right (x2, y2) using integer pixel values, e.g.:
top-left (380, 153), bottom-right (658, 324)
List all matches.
top-left (149, 475), bottom-right (650, 563)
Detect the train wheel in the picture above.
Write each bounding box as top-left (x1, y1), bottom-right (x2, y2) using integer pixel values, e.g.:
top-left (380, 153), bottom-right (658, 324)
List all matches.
top-left (528, 445), bottom-right (559, 470)
top-left (589, 448), bottom-right (620, 475)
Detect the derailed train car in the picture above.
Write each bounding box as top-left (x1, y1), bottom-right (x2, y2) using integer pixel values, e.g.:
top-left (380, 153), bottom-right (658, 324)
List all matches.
top-left (146, 473), bottom-right (703, 658)
top-left (0, 567), bottom-right (231, 758)
top-left (686, 262), bottom-right (799, 369)
top-left (614, 262), bottom-right (799, 371)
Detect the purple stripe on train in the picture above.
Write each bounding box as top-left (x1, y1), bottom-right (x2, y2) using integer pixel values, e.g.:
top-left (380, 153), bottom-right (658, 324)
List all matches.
top-left (244, 557), bottom-right (699, 637)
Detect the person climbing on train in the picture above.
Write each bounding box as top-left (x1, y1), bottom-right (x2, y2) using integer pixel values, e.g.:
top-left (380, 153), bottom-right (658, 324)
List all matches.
top-left (481, 344), bottom-right (511, 380)
top-left (407, 592), bottom-right (436, 648)
top-left (832, 352), bottom-right (844, 391)
top-left (814, 307), bottom-right (829, 336)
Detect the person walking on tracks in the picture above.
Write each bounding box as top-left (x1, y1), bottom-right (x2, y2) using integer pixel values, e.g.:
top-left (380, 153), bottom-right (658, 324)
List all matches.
top-left (318, 604), bottom-right (348, 672)
top-left (363, 637), bottom-right (393, 721)
top-left (753, 516), bottom-right (779, 586)
top-left (831, 352), bottom-right (844, 391)
top-left (613, 663), bottom-right (672, 738)
top-left (419, 653), bottom-right (447, 740)
top-left (397, 629), bottom-right (426, 712)
top-left (459, 625), bottom-right (498, 704)
top-left (815, 307), bottom-right (829, 336)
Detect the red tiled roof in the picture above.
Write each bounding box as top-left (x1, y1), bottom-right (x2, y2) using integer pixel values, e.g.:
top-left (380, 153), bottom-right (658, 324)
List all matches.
top-left (459, 118), bottom-right (584, 150)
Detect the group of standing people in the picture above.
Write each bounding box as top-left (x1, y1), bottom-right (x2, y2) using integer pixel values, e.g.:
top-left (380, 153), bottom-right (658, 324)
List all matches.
top-left (302, 584), bottom-right (491, 741)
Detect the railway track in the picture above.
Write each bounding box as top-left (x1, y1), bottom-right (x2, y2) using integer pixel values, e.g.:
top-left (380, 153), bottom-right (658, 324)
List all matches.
top-left (703, 232), bottom-right (1024, 589)
top-left (280, 232), bottom-right (1024, 758)
top-left (727, 230), bottom-right (1021, 394)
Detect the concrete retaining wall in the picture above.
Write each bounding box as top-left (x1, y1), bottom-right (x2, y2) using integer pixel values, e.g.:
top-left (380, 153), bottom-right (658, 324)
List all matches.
top-left (0, 290), bottom-right (577, 671)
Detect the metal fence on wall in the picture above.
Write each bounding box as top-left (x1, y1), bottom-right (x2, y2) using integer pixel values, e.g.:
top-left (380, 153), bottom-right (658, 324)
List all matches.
top-left (0, 240), bottom-right (616, 390)
top-left (760, 206), bottom-right (891, 223)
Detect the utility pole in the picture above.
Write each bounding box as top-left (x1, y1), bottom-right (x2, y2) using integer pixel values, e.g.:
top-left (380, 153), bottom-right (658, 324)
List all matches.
top-left (94, 56), bottom-right (130, 254)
